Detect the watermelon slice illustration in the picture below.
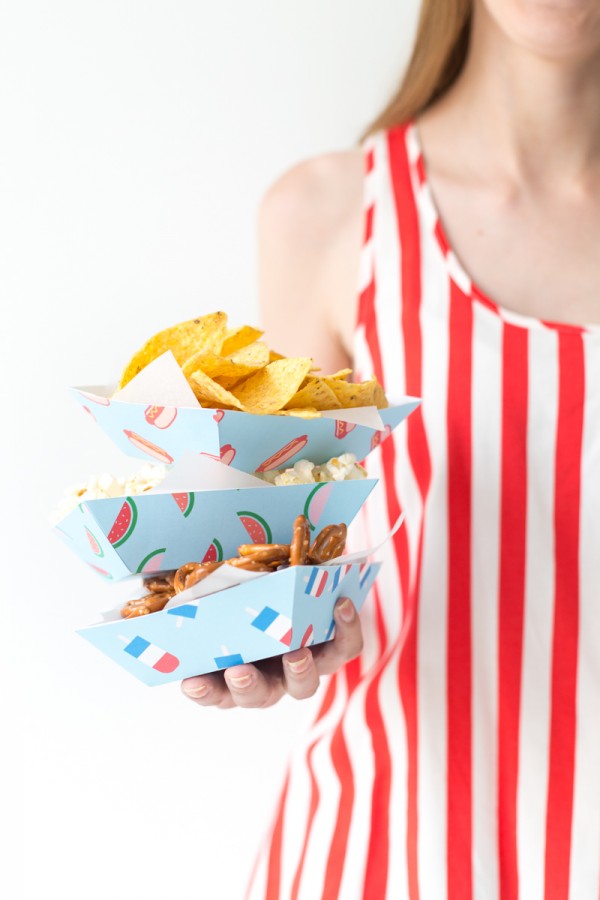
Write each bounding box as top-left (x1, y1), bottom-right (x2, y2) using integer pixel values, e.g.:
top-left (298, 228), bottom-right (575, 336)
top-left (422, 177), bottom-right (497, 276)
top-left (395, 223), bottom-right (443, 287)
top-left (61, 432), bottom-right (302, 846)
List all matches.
top-left (136, 548), bottom-right (167, 574)
top-left (85, 527), bottom-right (104, 557)
top-left (87, 563), bottom-right (113, 579)
top-left (202, 539), bottom-right (224, 563)
top-left (304, 482), bottom-right (334, 531)
top-left (172, 492), bottom-right (195, 517)
top-left (237, 511), bottom-right (272, 544)
top-left (107, 498), bottom-right (138, 548)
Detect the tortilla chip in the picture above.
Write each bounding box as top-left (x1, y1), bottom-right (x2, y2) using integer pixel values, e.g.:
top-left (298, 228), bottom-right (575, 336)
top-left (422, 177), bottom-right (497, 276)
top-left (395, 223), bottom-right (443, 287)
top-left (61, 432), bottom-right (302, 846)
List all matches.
top-left (182, 351), bottom-right (262, 381)
top-left (119, 312), bottom-right (228, 388)
top-left (228, 341), bottom-right (270, 368)
top-left (323, 375), bottom-right (388, 409)
top-left (188, 369), bottom-right (246, 411)
top-left (220, 326), bottom-right (263, 356)
top-left (268, 349), bottom-right (285, 363)
top-left (232, 358), bottom-right (312, 414)
top-left (327, 368), bottom-right (352, 380)
top-left (284, 378), bottom-right (342, 411)
top-left (276, 407), bottom-right (321, 418)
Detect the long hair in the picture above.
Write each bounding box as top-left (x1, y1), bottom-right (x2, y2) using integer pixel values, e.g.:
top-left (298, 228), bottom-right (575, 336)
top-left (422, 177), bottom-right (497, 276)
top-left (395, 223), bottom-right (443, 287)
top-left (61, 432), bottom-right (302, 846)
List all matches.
top-left (363, 0), bottom-right (473, 137)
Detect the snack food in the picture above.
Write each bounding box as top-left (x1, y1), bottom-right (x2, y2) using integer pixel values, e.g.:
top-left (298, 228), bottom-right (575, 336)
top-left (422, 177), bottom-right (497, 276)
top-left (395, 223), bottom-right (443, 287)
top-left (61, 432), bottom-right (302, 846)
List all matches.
top-left (51, 464), bottom-right (168, 524)
top-left (119, 515), bottom-right (348, 618)
top-left (117, 312), bottom-right (388, 416)
top-left (256, 453), bottom-right (367, 486)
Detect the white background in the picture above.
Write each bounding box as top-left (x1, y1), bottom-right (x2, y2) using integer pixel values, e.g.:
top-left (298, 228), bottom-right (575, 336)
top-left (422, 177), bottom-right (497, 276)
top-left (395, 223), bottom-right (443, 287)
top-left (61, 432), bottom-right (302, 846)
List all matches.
top-left (0, 3), bottom-right (418, 898)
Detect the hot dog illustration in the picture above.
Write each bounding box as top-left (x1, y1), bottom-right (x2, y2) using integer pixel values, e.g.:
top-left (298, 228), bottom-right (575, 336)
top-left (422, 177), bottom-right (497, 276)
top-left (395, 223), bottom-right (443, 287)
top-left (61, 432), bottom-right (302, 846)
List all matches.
top-left (144, 405), bottom-right (178, 429)
top-left (334, 419), bottom-right (357, 439)
top-left (256, 435), bottom-right (308, 473)
top-left (123, 429), bottom-right (174, 465)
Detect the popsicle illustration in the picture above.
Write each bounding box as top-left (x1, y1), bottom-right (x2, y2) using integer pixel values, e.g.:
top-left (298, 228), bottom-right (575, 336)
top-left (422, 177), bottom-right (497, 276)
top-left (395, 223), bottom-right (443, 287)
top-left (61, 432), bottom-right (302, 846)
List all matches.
top-left (247, 606), bottom-right (292, 646)
top-left (214, 646), bottom-right (244, 669)
top-left (120, 635), bottom-right (179, 673)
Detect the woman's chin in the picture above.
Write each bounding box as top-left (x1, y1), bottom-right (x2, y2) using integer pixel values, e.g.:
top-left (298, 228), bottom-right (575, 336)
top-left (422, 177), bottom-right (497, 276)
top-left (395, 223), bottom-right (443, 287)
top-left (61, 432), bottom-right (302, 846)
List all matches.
top-left (483, 0), bottom-right (600, 61)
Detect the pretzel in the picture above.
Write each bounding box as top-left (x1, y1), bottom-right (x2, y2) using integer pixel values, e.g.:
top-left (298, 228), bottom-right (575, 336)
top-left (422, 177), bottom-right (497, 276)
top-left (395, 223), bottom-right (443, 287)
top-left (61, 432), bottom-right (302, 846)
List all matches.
top-left (290, 514), bottom-right (310, 566)
top-left (225, 557), bottom-right (273, 572)
top-left (309, 523), bottom-right (347, 564)
top-left (121, 591), bottom-right (174, 618)
top-left (173, 560), bottom-right (223, 593)
top-left (143, 573), bottom-right (175, 593)
top-left (237, 543), bottom-right (290, 563)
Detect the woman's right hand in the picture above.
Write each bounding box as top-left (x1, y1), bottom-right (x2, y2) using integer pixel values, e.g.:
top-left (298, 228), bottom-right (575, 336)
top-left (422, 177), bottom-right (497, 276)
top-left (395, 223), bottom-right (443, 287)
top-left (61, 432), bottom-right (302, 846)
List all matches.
top-left (180, 595), bottom-right (363, 709)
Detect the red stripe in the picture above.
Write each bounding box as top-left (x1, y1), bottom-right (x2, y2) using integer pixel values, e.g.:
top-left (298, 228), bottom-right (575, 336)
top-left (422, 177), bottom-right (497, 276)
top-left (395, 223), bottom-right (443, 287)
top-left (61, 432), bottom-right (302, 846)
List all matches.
top-left (365, 204), bottom-right (374, 242)
top-left (544, 332), bottom-right (584, 899)
top-left (265, 775), bottom-right (290, 900)
top-left (363, 582), bottom-right (392, 899)
top-left (290, 742), bottom-right (320, 900)
top-left (497, 324), bottom-right (529, 899)
top-left (446, 280), bottom-right (473, 900)
top-left (322, 693), bottom-right (355, 897)
top-left (389, 124), bottom-right (432, 899)
top-left (357, 154), bottom-right (412, 900)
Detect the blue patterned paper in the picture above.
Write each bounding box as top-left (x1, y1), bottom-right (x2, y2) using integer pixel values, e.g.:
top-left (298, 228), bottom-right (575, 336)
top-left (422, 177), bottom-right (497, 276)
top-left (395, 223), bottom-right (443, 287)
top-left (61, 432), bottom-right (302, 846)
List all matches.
top-left (70, 388), bottom-right (420, 471)
top-left (77, 562), bottom-right (382, 686)
top-left (55, 479), bottom-right (377, 580)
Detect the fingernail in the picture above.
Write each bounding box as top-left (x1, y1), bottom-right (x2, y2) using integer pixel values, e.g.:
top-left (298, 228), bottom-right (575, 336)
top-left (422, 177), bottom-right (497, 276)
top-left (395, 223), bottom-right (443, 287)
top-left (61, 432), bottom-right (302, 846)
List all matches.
top-left (286, 653), bottom-right (311, 675)
top-left (336, 598), bottom-right (354, 623)
top-left (184, 683), bottom-right (209, 698)
top-left (229, 673), bottom-right (254, 689)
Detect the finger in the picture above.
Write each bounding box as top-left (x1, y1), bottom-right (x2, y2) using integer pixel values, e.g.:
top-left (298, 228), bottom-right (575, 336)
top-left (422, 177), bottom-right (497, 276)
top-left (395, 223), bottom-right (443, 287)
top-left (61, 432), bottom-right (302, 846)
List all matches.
top-left (282, 648), bottom-right (320, 700)
top-left (181, 672), bottom-right (234, 708)
top-left (224, 663), bottom-right (285, 708)
top-left (313, 597), bottom-right (363, 676)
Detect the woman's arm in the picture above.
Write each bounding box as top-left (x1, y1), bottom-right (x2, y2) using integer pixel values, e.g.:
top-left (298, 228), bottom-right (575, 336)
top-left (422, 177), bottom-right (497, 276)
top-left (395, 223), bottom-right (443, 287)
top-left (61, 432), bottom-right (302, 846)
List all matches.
top-left (181, 151), bottom-right (365, 709)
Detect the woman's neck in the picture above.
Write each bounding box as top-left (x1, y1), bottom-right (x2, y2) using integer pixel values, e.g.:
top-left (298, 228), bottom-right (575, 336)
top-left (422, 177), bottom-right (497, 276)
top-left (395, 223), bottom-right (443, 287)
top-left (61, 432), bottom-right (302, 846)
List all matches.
top-left (434, 2), bottom-right (600, 185)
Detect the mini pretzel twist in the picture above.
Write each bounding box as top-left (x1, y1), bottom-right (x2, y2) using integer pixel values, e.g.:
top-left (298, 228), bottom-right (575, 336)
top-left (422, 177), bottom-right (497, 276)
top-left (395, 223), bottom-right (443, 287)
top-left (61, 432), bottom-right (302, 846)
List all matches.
top-left (121, 590), bottom-right (175, 618)
top-left (309, 523), bottom-right (347, 564)
top-left (143, 573), bottom-right (175, 593)
top-left (237, 543), bottom-right (290, 563)
top-left (225, 556), bottom-right (273, 572)
top-left (289, 514), bottom-right (310, 566)
top-left (173, 560), bottom-right (223, 593)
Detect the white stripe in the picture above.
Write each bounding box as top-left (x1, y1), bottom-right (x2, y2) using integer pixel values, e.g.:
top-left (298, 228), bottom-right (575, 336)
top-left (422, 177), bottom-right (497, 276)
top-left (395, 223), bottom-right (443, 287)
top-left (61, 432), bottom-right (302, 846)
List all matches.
top-left (277, 678), bottom-right (345, 898)
top-left (296, 733), bottom-right (341, 900)
top-left (337, 677), bottom-right (375, 899)
top-left (415, 195), bottom-right (451, 900)
top-left (265, 614), bottom-right (292, 642)
top-left (138, 643), bottom-right (165, 668)
top-left (517, 326), bottom-right (558, 898)
top-left (568, 336), bottom-right (600, 898)
top-left (471, 303), bottom-right (502, 899)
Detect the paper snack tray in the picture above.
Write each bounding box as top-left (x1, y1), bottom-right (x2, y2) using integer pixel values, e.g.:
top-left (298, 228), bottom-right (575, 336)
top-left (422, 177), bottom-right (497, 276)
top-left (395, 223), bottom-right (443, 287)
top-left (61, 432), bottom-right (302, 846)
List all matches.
top-left (78, 560), bottom-right (381, 686)
top-left (71, 352), bottom-right (421, 470)
top-left (54, 459), bottom-right (377, 581)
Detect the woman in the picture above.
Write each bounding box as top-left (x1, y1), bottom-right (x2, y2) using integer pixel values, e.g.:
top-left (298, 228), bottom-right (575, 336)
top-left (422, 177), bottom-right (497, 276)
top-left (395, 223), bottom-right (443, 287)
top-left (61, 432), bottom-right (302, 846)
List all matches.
top-left (183, 0), bottom-right (600, 896)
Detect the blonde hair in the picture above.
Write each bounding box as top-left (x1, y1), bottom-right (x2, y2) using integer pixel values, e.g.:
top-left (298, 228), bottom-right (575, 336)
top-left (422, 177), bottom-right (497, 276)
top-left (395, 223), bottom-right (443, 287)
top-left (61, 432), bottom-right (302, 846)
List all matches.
top-left (363, 0), bottom-right (473, 137)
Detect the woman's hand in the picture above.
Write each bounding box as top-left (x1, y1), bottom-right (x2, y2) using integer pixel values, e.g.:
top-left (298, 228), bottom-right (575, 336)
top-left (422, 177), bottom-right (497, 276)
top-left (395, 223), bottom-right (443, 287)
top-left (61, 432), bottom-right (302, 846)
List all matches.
top-left (181, 596), bottom-right (362, 709)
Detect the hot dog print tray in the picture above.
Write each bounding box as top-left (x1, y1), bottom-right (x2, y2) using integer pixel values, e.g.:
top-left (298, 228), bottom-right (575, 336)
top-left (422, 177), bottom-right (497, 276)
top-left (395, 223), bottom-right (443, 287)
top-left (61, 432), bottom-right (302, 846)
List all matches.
top-left (77, 560), bottom-right (382, 685)
top-left (71, 352), bottom-right (420, 470)
top-left (53, 455), bottom-right (377, 581)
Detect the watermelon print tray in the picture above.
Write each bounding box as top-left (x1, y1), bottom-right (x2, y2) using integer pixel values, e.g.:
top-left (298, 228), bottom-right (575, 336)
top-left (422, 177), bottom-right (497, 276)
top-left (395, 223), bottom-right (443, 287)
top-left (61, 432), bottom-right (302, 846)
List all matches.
top-left (77, 561), bottom-right (382, 686)
top-left (71, 352), bottom-right (420, 471)
top-left (54, 479), bottom-right (377, 581)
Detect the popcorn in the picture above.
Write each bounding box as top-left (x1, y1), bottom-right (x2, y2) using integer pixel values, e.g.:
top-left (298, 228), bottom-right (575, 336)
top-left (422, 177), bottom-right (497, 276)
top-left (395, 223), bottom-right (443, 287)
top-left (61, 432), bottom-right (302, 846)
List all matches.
top-left (255, 453), bottom-right (367, 487)
top-left (51, 464), bottom-right (167, 524)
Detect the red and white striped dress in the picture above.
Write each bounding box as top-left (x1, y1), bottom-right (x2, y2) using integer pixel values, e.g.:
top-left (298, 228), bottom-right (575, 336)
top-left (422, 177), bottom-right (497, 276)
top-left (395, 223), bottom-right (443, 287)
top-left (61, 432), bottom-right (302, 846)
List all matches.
top-left (247, 122), bottom-right (600, 899)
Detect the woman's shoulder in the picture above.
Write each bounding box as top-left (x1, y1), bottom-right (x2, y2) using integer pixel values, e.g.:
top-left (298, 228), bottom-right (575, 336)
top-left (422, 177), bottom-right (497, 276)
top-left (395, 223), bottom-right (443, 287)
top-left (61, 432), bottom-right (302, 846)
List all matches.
top-left (259, 149), bottom-right (364, 244)
top-left (258, 149), bottom-right (365, 361)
